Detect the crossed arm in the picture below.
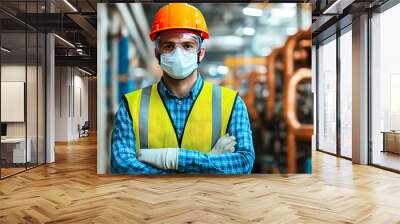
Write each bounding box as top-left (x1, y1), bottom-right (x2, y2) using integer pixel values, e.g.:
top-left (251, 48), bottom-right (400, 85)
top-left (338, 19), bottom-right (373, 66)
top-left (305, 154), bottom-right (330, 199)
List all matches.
top-left (111, 96), bottom-right (255, 174)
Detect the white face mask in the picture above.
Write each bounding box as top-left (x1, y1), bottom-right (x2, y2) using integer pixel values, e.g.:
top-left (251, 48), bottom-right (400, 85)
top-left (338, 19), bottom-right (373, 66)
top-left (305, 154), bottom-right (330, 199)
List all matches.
top-left (160, 48), bottom-right (198, 80)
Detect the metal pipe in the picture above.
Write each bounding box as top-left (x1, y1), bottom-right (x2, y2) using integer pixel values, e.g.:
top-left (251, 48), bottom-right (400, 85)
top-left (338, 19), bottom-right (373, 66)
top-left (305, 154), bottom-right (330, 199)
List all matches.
top-left (110, 10), bottom-right (119, 114)
top-left (283, 29), bottom-right (311, 84)
top-left (265, 47), bottom-right (283, 122)
top-left (285, 68), bottom-right (313, 173)
top-left (129, 3), bottom-right (154, 56)
top-left (282, 28), bottom-right (311, 123)
top-left (116, 3), bottom-right (150, 68)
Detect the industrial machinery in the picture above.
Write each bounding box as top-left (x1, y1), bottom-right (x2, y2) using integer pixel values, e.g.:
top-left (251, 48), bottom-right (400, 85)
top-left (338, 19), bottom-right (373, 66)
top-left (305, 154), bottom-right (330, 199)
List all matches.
top-left (244, 29), bottom-right (313, 173)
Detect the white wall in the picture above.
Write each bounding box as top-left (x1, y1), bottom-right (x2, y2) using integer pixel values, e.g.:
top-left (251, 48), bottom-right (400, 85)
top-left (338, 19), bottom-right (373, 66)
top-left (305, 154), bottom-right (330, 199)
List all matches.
top-left (54, 67), bottom-right (89, 141)
top-left (55, 67), bottom-right (68, 141)
top-left (1, 65), bottom-right (26, 140)
top-left (1, 64), bottom-right (46, 164)
top-left (1, 65), bottom-right (38, 138)
top-left (71, 72), bottom-right (89, 138)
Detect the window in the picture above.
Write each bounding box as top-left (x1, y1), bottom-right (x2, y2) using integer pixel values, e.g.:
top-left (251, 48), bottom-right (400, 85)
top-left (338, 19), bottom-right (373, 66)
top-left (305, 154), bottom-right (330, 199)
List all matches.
top-left (339, 28), bottom-right (352, 158)
top-left (370, 3), bottom-right (400, 171)
top-left (317, 36), bottom-right (337, 154)
top-left (0, 0), bottom-right (47, 179)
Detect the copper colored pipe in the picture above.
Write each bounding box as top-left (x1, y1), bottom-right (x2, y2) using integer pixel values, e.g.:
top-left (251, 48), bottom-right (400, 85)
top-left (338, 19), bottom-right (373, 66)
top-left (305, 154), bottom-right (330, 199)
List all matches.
top-left (298, 39), bottom-right (311, 48)
top-left (285, 68), bottom-right (313, 173)
top-left (265, 47), bottom-right (283, 122)
top-left (283, 29), bottom-right (311, 83)
top-left (282, 29), bottom-right (311, 122)
top-left (293, 48), bottom-right (309, 62)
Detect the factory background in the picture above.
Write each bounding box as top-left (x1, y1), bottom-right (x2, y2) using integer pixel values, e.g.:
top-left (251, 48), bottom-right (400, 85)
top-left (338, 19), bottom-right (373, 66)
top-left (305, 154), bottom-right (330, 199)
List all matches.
top-left (97, 3), bottom-right (313, 174)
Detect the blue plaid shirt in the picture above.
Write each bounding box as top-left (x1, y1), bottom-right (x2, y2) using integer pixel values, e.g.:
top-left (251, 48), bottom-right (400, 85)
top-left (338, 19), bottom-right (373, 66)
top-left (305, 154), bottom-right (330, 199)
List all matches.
top-left (111, 75), bottom-right (255, 174)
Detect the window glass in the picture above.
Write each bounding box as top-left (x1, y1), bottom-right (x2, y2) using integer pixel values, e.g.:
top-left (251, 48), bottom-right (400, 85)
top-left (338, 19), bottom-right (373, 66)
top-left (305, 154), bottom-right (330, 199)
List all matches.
top-left (317, 36), bottom-right (337, 154)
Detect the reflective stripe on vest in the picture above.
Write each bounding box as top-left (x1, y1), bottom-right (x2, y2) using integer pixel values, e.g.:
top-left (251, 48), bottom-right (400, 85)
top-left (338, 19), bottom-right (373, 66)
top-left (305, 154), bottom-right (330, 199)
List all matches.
top-left (124, 81), bottom-right (238, 153)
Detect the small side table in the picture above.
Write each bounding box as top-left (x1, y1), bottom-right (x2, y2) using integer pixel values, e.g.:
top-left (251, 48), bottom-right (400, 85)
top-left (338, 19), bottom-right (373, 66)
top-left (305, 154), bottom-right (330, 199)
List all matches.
top-left (381, 131), bottom-right (400, 154)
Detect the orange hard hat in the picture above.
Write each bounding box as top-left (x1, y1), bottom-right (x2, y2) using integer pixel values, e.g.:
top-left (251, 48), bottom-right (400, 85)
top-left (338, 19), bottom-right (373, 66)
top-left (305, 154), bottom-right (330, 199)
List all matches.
top-left (149, 3), bottom-right (209, 41)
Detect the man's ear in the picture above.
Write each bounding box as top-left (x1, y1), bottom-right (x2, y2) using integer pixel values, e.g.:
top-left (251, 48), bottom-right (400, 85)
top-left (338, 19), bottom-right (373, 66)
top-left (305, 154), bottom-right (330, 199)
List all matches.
top-left (198, 48), bottom-right (205, 63)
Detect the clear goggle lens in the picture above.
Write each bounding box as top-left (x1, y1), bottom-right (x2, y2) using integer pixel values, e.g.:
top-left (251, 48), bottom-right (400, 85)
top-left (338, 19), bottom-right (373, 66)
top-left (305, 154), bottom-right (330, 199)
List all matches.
top-left (156, 33), bottom-right (201, 55)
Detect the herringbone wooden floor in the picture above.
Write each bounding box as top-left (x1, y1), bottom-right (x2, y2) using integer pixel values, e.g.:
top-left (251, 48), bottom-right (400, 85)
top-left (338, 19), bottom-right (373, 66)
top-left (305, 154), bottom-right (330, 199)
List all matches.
top-left (1, 135), bottom-right (400, 224)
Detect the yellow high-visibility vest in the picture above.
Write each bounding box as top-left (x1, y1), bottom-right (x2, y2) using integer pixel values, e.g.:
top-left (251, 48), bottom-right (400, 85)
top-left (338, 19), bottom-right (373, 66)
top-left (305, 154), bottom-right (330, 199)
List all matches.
top-left (124, 81), bottom-right (238, 153)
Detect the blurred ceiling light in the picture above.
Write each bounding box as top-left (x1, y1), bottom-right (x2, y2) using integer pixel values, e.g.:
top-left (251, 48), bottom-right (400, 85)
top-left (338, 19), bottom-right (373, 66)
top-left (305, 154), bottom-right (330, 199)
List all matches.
top-left (242, 7), bottom-right (263, 17)
top-left (54, 34), bottom-right (75, 48)
top-left (1, 47), bottom-right (11, 53)
top-left (217, 65), bottom-right (229, 75)
top-left (243, 27), bottom-right (255, 36)
top-left (270, 8), bottom-right (296, 19)
top-left (76, 49), bottom-right (83, 55)
top-left (78, 67), bottom-right (93, 76)
top-left (63, 0), bottom-right (78, 12)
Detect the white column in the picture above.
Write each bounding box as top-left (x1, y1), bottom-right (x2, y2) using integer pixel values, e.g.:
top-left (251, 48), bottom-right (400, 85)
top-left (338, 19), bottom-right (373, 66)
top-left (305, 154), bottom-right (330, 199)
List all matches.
top-left (97, 4), bottom-right (109, 174)
top-left (352, 14), bottom-right (369, 164)
top-left (46, 32), bottom-right (55, 163)
top-left (312, 45), bottom-right (317, 151)
top-left (45, 0), bottom-right (56, 163)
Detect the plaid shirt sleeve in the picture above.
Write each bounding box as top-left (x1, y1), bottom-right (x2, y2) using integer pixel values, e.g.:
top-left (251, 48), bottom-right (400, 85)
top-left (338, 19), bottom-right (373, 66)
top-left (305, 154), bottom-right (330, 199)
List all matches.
top-left (111, 100), bottom-right (176, 174)
top-left (177, 96), bottom-right (255, 174)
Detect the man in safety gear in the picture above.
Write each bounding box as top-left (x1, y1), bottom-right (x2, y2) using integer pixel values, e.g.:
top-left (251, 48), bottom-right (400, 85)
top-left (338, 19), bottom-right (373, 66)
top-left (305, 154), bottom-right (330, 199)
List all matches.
top-left (111, 3), bottom-right (255, 174)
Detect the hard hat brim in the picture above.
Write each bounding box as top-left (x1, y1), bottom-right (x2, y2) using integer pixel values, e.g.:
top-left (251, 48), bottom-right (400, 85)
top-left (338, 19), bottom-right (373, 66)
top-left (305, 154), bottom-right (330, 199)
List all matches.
top-left (150, 27), bottom-right (209, 41)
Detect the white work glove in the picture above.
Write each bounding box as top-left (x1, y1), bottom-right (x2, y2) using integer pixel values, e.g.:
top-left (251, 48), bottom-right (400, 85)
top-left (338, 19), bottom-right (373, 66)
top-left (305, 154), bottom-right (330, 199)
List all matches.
top-left (210, 134), bottom-right (237, 154)
top-left (137, 148), bottom-right (179, 170)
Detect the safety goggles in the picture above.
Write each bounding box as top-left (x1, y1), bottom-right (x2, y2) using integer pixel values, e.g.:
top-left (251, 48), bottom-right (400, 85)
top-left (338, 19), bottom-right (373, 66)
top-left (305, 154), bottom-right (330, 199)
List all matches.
top-left (155, 32), bottom-right (202, 55)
